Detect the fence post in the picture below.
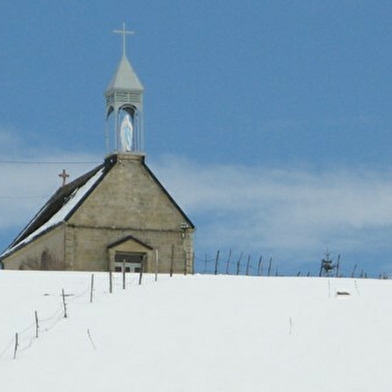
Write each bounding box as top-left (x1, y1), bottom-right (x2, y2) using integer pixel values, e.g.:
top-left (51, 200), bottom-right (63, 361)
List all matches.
top-left (257, 256), bottom-right (263, 276)
top-left (90, 274), bottom-right (94, 303)
top-left (13, 332), bottom-right (18, 360)
top-left (336, 255), bottom-right (340, 277)
top-left (170, 244), bottom-right (174, 277)
top-left (35, 310), bottom-right (39, 338)
top-left (351, 263), bottom-right (357, 278)
top-left (122, 259), bottom-right (126, 290)
top-left (236, 252), bottom-right (243, 275)
top-left (214, 250), bottom-right (220, 275)
top-left (155, 249), bottom-right (159, 282)
top-left (267, 258), bottom-right (273, 276)
top-left (225, 249), bottom-right (232, 275)
top-left (62, 289), bottom-right (67, 318)
top-left (246, 255), bottom-right (251, 276)
top-left (109, 270), bottom-right (113, 294)
top-left (139, 262), bottom-right (143, 285)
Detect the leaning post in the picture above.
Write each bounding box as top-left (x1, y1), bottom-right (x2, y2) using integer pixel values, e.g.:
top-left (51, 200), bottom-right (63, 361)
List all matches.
top-left (155, 249), bottom-right (159, 282)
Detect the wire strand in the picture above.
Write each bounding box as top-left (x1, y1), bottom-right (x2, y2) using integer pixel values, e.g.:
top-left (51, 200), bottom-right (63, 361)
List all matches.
top-left (0, 160), bottom-right (99, 165)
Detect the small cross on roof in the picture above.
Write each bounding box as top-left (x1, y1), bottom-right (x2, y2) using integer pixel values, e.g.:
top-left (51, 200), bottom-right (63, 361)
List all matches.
top-left (58, 169), bottom-right (70, 187)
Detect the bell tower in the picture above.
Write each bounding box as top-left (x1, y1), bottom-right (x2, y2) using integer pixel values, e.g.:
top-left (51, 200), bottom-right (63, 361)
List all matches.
top-left (105, 23), bottom-right (144, 153)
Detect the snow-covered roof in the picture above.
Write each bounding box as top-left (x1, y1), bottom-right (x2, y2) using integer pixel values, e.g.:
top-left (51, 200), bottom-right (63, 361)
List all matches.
top-left (0, 153), bottom-right (195, 260)
top-left (0, 166), bottom-right (106, 258)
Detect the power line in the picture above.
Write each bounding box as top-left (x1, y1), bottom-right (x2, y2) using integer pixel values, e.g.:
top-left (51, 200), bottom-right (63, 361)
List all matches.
top-left (0, 160), bottom-right (99, 165)
top-left (0, 196), bottom-right (48, 200)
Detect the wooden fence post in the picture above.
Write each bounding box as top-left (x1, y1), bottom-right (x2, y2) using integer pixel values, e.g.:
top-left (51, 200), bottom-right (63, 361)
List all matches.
top-left (351, 263), bottom-right (357, 278)
top-left (13, 333), bottom-right (18, 360)
top-left (336, 255), bottom-right (341, 277)
top-left (155, 249), bottom-right (159, 282)
top-left (122, 259), bottom-right (126, 290)
top-left (90, 274), bottom-right (94, 303)
top-left (236, 252), bottom-right (243, 275)
top-left (225, 249), bottom-right (232, 275)
top-left (267, 258), bottom-right (273, 276)
top-left (35, 310), bottom-right (39, 338)
top-left (257, 256), bottom-right (263, 276)
top-left (214, 250), bottom-right (220, 275)
top-left (109, 270), bottom-right (113, 294)
top-left (62, 289), bottom-right (67, 318)
top-left (246, 255), bottom-right (251, 276)
top-left (139, 263), bottom-right (143, 285)
top-left (170, 244), bottom-right (174, 277)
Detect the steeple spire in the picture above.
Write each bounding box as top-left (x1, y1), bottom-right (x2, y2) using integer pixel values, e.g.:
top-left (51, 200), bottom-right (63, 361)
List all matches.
top-left (105, 22), bottom-right (144, 154)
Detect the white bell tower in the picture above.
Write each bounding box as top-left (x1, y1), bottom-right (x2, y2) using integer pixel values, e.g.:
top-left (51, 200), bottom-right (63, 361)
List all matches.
top-left (105, 23), bottom-right (144, 153)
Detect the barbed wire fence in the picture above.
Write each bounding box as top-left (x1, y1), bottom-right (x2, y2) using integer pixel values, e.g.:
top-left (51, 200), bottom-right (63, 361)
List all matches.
top-left (0, 251), bottom-right (386, 362)
top-left (0, 271), bottom-right (167, 363)
top-left (194, 249), bottom-right (377, 279)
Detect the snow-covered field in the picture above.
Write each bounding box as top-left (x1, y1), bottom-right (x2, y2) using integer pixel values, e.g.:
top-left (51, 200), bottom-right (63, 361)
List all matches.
top-left (1, 271), bottom-right (392, 391)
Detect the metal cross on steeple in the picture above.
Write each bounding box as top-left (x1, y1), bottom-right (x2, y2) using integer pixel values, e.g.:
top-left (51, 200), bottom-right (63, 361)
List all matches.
top-left (113, 22), bottom-right (135, 58)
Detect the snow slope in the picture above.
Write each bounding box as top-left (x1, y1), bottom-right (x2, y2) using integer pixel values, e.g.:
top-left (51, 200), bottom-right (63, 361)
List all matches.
top-left (1, 271), bottom-right (392, 391)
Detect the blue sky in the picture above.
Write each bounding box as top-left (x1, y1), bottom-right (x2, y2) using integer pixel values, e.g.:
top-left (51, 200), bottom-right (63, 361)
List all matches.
top-left (1, 1), bottom-right (392, 276)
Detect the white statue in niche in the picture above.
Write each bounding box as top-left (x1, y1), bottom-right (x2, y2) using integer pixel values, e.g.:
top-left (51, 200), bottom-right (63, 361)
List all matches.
top-left (120, 114), bottom-right (133, 151)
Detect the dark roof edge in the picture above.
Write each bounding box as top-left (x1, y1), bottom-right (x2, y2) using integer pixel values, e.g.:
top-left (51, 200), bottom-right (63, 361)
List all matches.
top-left (103, 153), bottom-right (194, 228)
top-left (7, 163), bottom-right (105, 249)
top-left (142, 158), bottom-right (195, 230)
top-left (63, 158), bottom-right (116, 223)
top-left (2, 158), bottom-right (117, 256)
top-left (8, 189), bottom-right (63, 249)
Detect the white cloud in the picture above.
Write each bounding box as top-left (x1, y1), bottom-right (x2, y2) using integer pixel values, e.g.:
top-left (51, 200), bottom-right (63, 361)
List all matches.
top-left (2, 136), bottom-right (392, 275)
top-left (0, 130), bottom-right (101, 243)
top-left (149, 155), bottom-right (392, 270)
